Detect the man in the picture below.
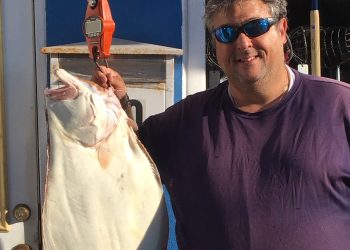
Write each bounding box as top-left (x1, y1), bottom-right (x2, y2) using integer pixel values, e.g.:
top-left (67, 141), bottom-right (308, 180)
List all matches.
top-left (94, 0), bottom-right (350, 249)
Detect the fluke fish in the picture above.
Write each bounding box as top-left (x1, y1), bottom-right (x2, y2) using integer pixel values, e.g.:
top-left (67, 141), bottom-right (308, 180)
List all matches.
top-left (42, 69), bottom-right (168, 250)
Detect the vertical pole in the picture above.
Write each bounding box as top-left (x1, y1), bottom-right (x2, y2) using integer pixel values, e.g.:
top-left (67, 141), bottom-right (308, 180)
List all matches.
top-left (336, 65), bottom-right (341, 81)
top-left (0, 0), bottom-right (10, 233)
top-left (310, 0), bottom-right (321, 76)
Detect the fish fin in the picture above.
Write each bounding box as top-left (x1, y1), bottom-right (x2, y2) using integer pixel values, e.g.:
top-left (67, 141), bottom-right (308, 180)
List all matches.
top-left (134, 135), bottom-right (163, 186)
top-left (97, 142), bottom-right (113, 170)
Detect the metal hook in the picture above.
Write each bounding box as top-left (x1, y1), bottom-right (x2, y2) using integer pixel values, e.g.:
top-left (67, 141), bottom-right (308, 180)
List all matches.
top-left (92, 46), bottom-right (109, 70)
top-left (92, 46), bottom-right (112, 88)
top-left (94, 58), bottom-right (109, 72)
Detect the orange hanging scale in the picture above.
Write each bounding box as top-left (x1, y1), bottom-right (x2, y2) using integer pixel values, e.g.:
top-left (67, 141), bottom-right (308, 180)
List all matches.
top-left (83, 0), bottom-right (115, 70)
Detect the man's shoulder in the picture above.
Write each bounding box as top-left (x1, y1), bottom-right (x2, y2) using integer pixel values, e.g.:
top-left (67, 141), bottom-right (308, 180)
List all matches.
top-left (180, 81), bottom-right (229, 108)
top-left (295, 69), bottom-right (350, 91)
top-left (295, 69), bottom-right (350, 109)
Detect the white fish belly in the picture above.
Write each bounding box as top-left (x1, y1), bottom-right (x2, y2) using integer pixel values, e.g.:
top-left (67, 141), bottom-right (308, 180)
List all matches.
top-left (42, 71), bottom-right (168, 250)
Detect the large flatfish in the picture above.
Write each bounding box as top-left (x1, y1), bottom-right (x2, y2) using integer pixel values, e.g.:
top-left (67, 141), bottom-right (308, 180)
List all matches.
top-left (42, 69), bottom-right (168, 250)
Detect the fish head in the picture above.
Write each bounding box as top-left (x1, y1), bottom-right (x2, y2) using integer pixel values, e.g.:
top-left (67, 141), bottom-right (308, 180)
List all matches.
top-left (45, 69), bottom-right (124, 146)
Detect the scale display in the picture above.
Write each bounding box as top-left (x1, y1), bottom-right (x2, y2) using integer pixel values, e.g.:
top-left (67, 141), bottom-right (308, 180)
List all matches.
top-left (84, 16), bottom-right (102, 38)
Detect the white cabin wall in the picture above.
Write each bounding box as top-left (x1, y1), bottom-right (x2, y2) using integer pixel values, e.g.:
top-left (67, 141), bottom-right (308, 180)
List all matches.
top-left (182, 0), bottom-right (207, 97)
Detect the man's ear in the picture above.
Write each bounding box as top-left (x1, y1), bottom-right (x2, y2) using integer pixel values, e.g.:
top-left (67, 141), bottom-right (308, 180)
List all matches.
top-left (279, 17), bottom-right (288, 45)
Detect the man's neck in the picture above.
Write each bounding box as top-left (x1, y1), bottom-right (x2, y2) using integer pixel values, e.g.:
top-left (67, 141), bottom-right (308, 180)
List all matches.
top-left (228, 66), bottom-right (290, 113)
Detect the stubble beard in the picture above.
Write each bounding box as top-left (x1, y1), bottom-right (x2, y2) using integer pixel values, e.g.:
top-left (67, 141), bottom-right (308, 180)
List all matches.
top-left (225, 60), bottom-right (268, 91)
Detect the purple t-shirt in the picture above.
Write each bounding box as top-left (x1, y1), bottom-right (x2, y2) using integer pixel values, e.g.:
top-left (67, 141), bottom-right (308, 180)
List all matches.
top-left (139, 69), bottom-right (350, 250)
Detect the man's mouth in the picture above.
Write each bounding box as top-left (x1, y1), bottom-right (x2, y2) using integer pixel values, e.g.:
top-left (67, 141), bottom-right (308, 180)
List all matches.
top-left (237, 55), bottom-right (258, 62)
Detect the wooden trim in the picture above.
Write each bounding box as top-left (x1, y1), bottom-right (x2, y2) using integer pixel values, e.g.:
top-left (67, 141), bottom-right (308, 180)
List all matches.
top-left (165, 56), bottom-right (175, 108)
top-left (41, 38), bottom-right (183, 56)
top-left (0, 0), bottom-right (10, 233)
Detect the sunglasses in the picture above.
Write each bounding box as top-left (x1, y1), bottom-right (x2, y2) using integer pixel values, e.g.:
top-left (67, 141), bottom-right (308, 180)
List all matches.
top-left (213, 17), bottom-right (279, 43)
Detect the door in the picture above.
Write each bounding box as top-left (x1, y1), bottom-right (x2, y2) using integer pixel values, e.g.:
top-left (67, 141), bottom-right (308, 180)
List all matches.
top-left (0, 0), bottom-right (46, 249)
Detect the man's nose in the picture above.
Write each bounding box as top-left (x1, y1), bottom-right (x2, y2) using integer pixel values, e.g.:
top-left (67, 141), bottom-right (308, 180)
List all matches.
top-left (234, 32), bottom-right (253, 49)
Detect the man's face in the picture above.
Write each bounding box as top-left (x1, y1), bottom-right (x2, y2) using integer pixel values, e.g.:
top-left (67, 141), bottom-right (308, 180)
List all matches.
top-left (212, 0), bottom-right (288, 86)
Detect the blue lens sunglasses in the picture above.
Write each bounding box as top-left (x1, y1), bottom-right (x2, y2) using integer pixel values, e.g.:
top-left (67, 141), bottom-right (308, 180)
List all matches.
top-left (213, 17), bottom-right (279, 43)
